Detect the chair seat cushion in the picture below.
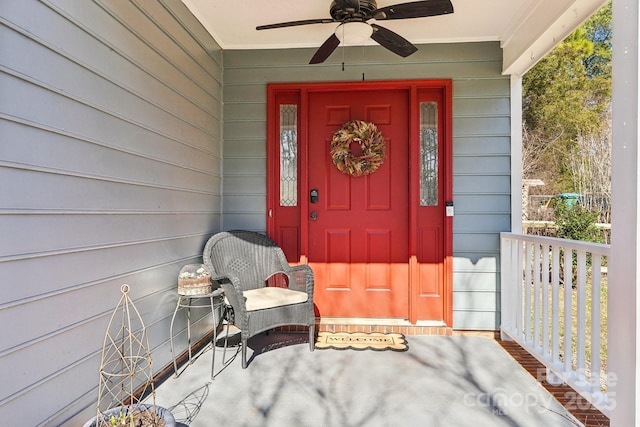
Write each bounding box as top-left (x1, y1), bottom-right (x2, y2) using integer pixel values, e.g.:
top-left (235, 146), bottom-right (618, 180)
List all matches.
top-left (243, 287), bottom-right (308, 312)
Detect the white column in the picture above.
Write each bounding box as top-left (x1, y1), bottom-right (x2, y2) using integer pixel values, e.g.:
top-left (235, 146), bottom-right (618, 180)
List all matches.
top-left (609, 0), bottom-right (640, 424)
top-left (510, 75), bottom-right (523, 234)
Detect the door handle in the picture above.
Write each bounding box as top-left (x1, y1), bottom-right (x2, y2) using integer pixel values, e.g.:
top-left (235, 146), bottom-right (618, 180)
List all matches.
top-left (310, 211), bottom-right (318, 221)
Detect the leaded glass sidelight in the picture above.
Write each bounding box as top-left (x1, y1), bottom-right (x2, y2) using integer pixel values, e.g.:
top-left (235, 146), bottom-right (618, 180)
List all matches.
top-left (420, 102), bottom-right (439, 206)
top-left (280, 104), bottom-right (298, 206)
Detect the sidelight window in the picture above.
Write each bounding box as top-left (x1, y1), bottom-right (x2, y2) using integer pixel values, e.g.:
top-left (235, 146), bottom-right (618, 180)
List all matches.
top-left (279, 104), bottom-right (298, 206)
top-left (419, 102), bottom-right (439, 206)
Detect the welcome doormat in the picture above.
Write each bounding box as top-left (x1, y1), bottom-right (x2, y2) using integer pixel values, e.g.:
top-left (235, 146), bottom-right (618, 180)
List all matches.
top-left (315, 332), bottom-right (408, 351)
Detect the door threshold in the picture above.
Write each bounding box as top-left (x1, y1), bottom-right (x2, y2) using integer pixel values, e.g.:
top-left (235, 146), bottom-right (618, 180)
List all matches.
top-left (313, 317), bottom-right (452, 336)
top-left (318, 317), bottom-right (446, 327)
top-left (318, 317), bottom-right (410, 326)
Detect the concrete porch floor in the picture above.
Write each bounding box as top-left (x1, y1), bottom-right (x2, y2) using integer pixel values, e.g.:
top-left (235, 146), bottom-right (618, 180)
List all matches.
top-left (149, 331), bottom-right (605, 427)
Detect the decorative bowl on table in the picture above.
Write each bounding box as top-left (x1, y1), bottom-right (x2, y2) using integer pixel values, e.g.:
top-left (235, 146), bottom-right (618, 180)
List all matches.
top-left (178, 264), bottom-right (212, 295)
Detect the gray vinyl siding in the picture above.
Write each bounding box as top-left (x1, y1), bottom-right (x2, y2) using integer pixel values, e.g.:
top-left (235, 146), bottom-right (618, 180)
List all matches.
top-left (1, 4), bottom-right (511, 423)
top-left (223, 42), bottom-right (510, 330)
top-left (0, 1), bottom-right (222, 425)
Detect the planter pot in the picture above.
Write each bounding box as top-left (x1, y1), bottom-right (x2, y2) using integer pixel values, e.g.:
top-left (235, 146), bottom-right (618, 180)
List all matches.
top-left (83, 404), bottom-right (175, 427)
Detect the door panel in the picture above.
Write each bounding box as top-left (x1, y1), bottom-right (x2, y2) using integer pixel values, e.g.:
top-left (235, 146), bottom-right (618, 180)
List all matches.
top-left (308, 90), bottom-right (409, 318)
top-left (418, 227), bottom-right (441, 294)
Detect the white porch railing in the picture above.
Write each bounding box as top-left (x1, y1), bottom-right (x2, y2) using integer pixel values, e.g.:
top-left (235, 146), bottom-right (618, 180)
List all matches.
top-left (500, 232), bottom-right (612, 416)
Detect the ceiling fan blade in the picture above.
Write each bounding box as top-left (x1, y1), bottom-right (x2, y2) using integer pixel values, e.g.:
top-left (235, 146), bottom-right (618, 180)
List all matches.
top-left (309, 33), bottom-right (341, 64)
top-left (257, 18), bottom-right (335, 31)
top-left (374, 0), bottom-right (454, 20)
top-left (370, 24), bottom-right (418, 58)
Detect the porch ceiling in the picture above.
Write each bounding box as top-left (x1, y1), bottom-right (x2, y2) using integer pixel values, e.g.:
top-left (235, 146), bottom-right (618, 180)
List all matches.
top-left (182, 0), bottom-right (608, 75)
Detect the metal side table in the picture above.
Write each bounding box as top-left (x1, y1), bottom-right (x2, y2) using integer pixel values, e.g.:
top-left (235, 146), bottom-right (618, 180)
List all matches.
top-left (169, 287), bottom-right (225, 380)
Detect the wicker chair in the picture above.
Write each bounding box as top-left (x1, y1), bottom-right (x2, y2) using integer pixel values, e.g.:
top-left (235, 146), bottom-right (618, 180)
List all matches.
top-left (203, 230), bottom-right (315, 368)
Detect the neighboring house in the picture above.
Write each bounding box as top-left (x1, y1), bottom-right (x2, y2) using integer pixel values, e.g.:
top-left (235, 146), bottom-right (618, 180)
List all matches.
top-left (1, 0), bottom-right (637, 426)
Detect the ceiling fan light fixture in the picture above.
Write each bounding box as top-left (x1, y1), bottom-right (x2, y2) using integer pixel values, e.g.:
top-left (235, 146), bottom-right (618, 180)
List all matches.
top-left (335, 22), bottom-right (373, 45)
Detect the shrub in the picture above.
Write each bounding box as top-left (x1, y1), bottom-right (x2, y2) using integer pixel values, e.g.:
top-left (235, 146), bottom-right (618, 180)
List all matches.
top-left (552, 197), bottom-right (603, 243)
top-left (552, 197), bottom-right (604, 286)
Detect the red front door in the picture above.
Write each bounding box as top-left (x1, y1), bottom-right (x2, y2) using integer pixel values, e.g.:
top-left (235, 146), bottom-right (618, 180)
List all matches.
top-left (307, 89), bottom-right (409, 318)
top-left (267, 81), bottom-right (453, 325)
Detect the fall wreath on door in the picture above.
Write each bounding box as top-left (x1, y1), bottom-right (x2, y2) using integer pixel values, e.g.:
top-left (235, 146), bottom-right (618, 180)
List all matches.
top-left (330, 120), bottom-right (385, 176)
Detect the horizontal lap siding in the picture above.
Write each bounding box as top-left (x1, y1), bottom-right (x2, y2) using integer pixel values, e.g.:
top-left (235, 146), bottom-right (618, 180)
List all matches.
top-left (223, 42), bottom-right (510, 330)
top-left (0, 0), bottom-right (222, 425)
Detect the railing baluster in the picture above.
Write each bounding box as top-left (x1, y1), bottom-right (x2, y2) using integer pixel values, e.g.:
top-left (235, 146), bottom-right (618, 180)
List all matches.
top-left (525, 242), bottom-right (532, 344)
top-left (576, 250), bottom-right (587, 385)
top-left (534, 244), bottom-right (541, 349)
top-left (515, 239), bottom-right (523, 338)
top-left (542, 244), bottom-right (550, 356)
top-left (551, 245), bottom-right (560, 366)
top-left (591, 254), bottom-right (602, 395)
top-left (564, 248), bottom-right (573, 375)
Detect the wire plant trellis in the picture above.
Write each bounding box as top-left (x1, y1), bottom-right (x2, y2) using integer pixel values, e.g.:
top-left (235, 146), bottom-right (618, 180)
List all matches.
top-left (93, 284), bottom-right (163, 427)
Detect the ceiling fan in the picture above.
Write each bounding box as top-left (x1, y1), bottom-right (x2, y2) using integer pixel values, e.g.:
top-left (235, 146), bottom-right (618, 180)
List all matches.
top-left (256, 0), bottom-right (454, 64)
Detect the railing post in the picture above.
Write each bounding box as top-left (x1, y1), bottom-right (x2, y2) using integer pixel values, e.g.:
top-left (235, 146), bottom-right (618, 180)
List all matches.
top-left (500, 234), bottom-right (513, 341)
